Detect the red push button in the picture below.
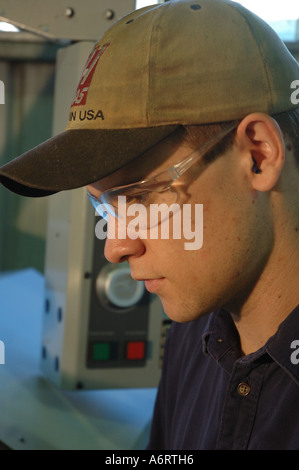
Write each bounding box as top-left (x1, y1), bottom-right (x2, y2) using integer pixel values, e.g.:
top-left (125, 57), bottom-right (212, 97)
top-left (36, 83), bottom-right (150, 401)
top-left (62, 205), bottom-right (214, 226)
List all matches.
top-left (126, 341), bottom-right (146, 360)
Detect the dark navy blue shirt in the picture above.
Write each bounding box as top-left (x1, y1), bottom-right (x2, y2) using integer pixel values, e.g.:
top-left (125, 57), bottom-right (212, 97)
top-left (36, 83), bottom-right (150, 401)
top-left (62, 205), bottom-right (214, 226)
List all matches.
top-left (147, 306), bottom-right (299, 450)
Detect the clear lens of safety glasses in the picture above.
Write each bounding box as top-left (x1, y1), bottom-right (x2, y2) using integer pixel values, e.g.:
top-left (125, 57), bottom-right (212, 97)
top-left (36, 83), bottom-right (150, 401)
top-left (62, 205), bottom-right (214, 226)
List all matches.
top-left (88, 192), bottom-right (116, 221)
top-left (101, 183), bottom-right (178, 229)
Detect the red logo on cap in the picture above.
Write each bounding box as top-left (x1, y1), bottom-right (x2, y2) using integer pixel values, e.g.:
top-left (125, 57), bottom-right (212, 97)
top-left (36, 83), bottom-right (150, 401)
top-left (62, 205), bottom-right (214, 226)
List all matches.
top-left (71, 43), bottom-right (110, 107)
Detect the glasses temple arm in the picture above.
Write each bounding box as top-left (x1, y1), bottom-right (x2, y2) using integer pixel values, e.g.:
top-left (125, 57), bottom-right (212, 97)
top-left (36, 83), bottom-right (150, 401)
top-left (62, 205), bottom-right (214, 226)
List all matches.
top-left (168, 122), bottom-right (237, 179)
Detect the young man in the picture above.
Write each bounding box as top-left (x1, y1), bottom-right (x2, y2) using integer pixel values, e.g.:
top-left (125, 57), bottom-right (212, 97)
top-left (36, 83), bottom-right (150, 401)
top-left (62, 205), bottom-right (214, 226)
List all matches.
top-left (0, 0), bottom-right (299, 449)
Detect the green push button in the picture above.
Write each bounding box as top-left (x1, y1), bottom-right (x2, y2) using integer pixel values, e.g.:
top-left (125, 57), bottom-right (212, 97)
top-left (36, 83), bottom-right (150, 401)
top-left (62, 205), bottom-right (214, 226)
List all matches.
top-left (93, 342), bottom-right (110, 361)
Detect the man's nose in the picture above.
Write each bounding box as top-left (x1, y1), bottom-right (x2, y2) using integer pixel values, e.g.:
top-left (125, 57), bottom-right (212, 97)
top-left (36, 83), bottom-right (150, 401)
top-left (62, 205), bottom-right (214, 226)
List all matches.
top-left (104, 234), bottom-right (145, 264)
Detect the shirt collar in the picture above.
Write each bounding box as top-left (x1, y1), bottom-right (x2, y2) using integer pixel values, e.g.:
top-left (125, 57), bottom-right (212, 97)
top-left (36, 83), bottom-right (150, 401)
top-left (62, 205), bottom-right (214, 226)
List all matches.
top-left (202, 308), bottom-right (242, 374)
top-left (203, 305), bottom-right (299, 384)
top-left (266, 304), bottom-right (299, 385)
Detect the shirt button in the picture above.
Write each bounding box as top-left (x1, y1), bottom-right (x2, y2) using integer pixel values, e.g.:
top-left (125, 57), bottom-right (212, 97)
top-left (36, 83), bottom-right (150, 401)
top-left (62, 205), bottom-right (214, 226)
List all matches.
top-left (237, 382), bottom-right (251, 396)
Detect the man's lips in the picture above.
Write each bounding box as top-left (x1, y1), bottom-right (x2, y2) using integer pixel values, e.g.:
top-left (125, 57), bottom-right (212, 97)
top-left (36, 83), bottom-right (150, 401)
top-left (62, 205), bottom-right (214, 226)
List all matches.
top-left (131, 273), bottom-right (165, 293)
top-left (143, 278), bottom-right (165, 293)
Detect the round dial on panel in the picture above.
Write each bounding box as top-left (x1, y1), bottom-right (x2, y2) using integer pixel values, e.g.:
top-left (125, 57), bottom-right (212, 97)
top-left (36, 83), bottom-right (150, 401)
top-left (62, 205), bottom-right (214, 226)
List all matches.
top-left (96, 263), bottom-right (145, 309)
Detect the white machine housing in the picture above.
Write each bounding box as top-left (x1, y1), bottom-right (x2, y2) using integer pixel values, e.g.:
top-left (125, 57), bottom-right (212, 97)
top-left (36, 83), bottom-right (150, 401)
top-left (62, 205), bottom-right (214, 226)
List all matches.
top-left (40, 41), bottom-right (170, 390)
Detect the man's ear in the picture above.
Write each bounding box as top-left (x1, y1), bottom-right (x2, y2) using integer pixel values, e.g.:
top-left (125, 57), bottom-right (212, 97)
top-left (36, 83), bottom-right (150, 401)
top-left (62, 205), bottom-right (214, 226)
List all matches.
top-left (236, 113), bottom-right (285, 191)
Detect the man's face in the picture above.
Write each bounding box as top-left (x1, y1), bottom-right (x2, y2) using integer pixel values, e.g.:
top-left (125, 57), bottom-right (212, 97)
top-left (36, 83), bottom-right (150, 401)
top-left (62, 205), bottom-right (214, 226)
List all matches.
top-left (87, 129), bottom-right (273, 322)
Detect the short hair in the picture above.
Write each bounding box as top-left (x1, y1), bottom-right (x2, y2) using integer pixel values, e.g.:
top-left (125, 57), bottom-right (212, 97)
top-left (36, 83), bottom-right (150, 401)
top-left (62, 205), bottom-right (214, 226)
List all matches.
top-left (273, 108), bottom-right (299, 168)
top-left (182, 120), bottom-right (239, 164)
top-left (181, 108), bottom-right (299, 169)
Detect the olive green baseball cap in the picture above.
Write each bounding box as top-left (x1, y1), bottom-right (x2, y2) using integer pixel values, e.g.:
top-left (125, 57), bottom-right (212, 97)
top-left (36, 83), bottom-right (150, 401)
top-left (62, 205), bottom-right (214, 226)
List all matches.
top-left (0, 0), bottom-right (298, 197)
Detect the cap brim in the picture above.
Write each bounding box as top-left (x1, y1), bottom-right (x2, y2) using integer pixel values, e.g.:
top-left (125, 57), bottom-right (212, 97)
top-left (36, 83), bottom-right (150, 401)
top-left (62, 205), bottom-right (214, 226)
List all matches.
top-left (0, 126), bottom-right (179, 197)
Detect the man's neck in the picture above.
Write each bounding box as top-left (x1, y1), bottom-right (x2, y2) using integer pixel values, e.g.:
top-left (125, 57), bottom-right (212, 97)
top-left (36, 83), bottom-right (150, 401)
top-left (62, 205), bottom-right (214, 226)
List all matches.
top-left (230, 242), bottom-right (299, 356)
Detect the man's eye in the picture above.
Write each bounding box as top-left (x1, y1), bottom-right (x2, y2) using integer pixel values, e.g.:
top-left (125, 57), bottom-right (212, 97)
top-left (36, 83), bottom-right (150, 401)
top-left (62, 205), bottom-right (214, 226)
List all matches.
top-left (126, 192), bottom-right (151, 205)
